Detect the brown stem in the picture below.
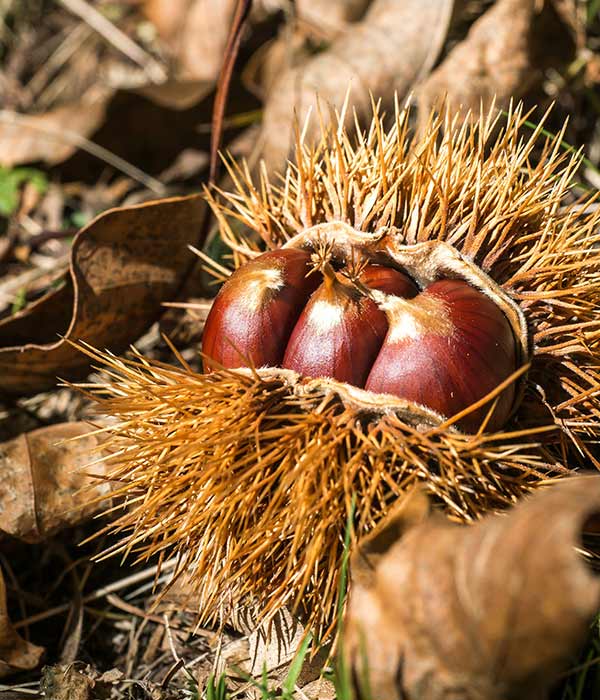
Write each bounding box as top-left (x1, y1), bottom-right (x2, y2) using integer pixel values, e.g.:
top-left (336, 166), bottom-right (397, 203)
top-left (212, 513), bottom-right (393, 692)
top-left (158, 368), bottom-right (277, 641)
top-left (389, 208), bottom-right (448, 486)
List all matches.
top-left (209, 0), bottom-right (253, 185)
top-left (27, 228), bottom-right (77, 251)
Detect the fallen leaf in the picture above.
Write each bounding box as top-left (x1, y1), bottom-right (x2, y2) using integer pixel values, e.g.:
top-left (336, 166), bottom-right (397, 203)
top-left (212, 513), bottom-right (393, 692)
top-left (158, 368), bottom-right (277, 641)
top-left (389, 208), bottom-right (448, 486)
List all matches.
top-left (344, 478), bottom-right (600, 700)
top-left (0, 566), bottom-right (44, 678)
top-left (0, 194), bottom-right (205, 395)
top-left (0, 422), bottom-right (111, 543)
top-left (417, 0), bottom-right (578, 118)
top-left (296, 0), bottom-right (372, 37)
top-left (259, 0), bottom-right (456, 172)
top-left (143, 0), bottom-right (238, 82)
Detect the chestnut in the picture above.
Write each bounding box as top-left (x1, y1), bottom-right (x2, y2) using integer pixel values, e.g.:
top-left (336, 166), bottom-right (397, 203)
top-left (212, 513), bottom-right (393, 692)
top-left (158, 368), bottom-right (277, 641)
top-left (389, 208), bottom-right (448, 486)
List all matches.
top-left (358, 264), bottom-right (418, 298)
top-left (281, 264), bottom-right (417, 386)
top-left (202, 248), bottom-right (319, 370)
top-left (281, 269), bottom-right (384, 387)
top-left (365, 279), bottom-right (517, 431)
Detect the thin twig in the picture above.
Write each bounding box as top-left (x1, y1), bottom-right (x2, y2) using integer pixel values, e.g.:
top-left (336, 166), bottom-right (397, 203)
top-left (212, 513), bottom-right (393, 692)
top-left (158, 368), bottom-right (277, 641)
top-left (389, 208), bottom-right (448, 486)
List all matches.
top-left (209, 0), bottom-right (253, 184)
top-left (14, 558), bottom-right (176, 629)
top-left (0, 111), bottom-right (166, 195)
top-left (57, 0), bottom-right (167, 83)
top-left (0, 686), bottom-right (40, 695)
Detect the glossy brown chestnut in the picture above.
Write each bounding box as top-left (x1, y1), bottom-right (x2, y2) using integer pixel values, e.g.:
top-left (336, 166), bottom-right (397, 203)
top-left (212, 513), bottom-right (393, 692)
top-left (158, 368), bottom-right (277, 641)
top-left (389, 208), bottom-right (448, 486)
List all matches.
top-left (365, 279), bottom-right (517, 432)
top-left (202, 248), bottom-right (319, 370)
top-left (281, 268), bottom-right (385, 387)
top-left (358, 264), bottom-right (418, 298)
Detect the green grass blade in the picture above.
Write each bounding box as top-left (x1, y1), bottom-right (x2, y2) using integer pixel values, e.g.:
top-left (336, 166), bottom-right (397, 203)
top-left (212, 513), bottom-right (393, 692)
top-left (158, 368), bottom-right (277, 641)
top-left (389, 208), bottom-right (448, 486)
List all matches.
top-left (282, 631), bottom-right (312, 698)
top-left (514, 114), bottom-right (600, 178)
top-left (333, 495), bottom-right (357, 700)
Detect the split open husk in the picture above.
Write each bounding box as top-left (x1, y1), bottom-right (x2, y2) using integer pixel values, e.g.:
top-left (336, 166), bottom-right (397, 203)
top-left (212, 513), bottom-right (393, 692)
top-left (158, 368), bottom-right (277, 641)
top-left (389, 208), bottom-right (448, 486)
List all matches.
top-left (82, 102), bottom-right (600, 638)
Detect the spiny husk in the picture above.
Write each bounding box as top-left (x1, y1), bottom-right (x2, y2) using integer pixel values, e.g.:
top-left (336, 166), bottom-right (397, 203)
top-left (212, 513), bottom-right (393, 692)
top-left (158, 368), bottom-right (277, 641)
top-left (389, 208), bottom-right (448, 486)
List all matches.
top-left (85, 102), bottom-right (600, 638)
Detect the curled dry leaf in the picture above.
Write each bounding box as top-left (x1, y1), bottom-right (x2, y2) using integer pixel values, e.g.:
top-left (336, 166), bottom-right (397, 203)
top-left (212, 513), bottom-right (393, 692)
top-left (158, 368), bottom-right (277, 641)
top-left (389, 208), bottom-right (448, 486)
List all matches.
top-left (0, 422), bottom-right (110, 543)
top-left (0, 566), bottom-right (44, 678)
top-left (344, 478), bottom-right (600, 700)
top-left (259, 0), bottom-right (456, 172)
top-left (418, 0), bottom-right (578, 118)
top-left (0, 194), bottom-right (204, 395)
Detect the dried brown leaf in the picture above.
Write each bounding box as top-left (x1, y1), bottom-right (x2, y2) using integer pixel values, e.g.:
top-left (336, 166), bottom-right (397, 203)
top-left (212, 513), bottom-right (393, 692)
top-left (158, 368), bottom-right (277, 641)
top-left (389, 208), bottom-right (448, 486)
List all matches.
top-left (418, 0), bottom-right (578, 118)
top-left (0, 422), bottom-right (110, 543)
top-left (296, 0), bottom-right (372, 37)
top-left (0, 194), bottom-right (205, 395)
top-left (259, 0), bottom-right (456, 172)
top-left (40, 663), bottom-right (115, 700)
top-left (345, 478), bottom-right (600, 700)
top-left (143, 0), bottom-right (238, 82)
top-left (0, 566), bottom-right (44, 678)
